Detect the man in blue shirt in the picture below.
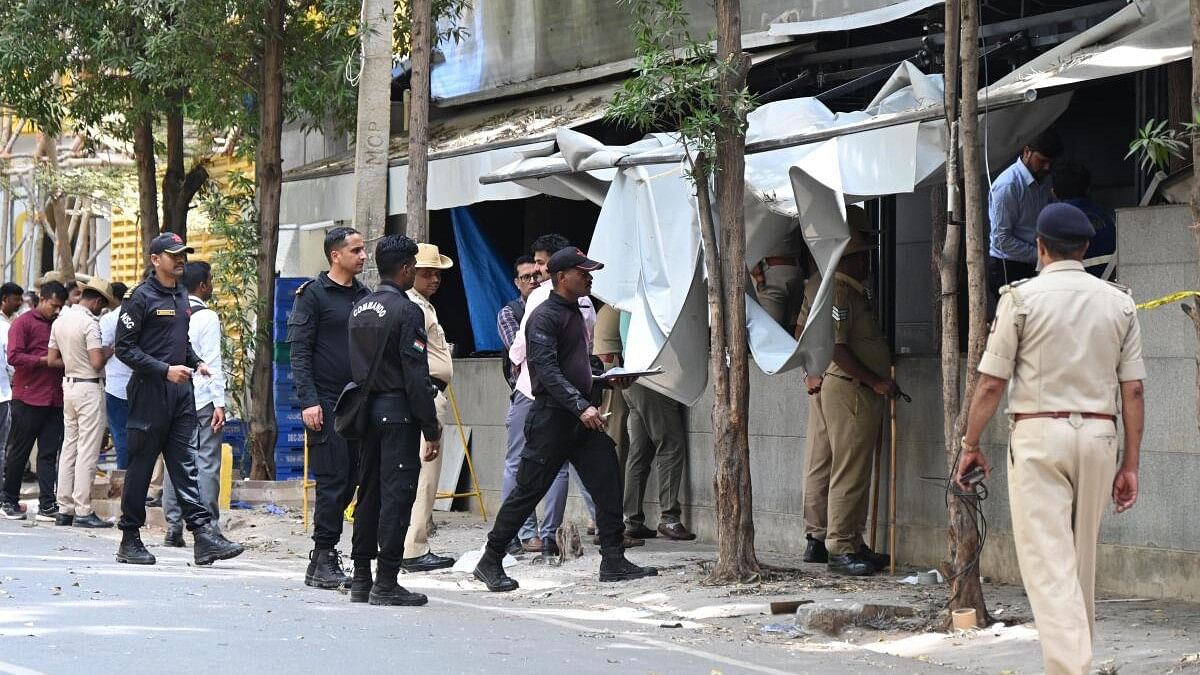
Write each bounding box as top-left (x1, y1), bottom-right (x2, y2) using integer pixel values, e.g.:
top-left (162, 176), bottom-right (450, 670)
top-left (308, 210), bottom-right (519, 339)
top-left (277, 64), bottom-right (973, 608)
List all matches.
top-left (1052, 160), bottom-right (1116, 278)
top-left (987, 131), bottom-right (1062, 302)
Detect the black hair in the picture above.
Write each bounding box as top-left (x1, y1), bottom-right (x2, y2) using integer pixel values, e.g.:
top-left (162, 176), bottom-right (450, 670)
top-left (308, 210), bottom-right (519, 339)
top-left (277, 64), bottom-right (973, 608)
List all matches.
top-left (531, 234), bottom-right (571, 257)
top-left (323, 226), bottom-right (360, 262)
top-left (1051, 161), bottom-right (1090, 200)
top-left (183, 260), bottom-right (212, 294)
top-left (81, 288), bottom-right (107, 304)
top-left (111, 282), bottom-right (128, 302)
top-left (1039, 235), bottom-right (1088, 259)
top-left (376, 235), bottom-right (420, 278)
top-left (40, 281), bottom-right (68, 302)
top-left (513, 254), bottom-right (534, 273)
top-left (1028, 130), bottom-right (1063, 159)
top-left (0, 282), bottom-right (23, 298)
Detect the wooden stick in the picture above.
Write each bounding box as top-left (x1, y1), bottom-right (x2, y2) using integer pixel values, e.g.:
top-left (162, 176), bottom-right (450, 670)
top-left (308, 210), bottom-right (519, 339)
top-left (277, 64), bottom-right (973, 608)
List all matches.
top-left (869, 417), bottom-right (884, 551)
top-left (888, 363), bottom-right (898, 575)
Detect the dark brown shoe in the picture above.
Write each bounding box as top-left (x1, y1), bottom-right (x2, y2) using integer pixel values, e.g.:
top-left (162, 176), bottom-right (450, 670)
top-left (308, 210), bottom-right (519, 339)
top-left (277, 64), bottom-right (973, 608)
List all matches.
top-left (657, 522), bottom-right (696, 541)
top-left (521, 536), bottom-right (544, 553)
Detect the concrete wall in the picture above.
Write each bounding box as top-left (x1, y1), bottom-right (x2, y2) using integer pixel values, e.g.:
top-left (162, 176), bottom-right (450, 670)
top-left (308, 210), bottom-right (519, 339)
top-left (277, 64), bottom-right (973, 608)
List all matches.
top-left (449, 205), bottom-right (1200, 601)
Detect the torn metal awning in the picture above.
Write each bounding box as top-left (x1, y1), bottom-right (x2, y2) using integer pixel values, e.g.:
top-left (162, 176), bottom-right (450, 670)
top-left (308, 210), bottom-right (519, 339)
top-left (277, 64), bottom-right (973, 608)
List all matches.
top-left (481, 0), bottom-right (1188, 188)
top-left (986, 0), bottom-right (1189, 98)
top-left (279, 80), bottom-right (624, 225)
top-left (768, 0), bottom-right (942, 36)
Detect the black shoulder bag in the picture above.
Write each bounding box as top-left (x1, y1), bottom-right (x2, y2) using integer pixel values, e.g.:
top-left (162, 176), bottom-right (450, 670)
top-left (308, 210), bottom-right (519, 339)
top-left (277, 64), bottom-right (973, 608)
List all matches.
top-left (334, 286), bottom-right (401, 441)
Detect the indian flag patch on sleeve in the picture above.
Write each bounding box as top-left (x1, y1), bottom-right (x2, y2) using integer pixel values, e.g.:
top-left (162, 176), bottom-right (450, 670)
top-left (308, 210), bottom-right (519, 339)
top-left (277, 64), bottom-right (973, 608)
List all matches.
top-left (412, 338), bottom-right (427, 354)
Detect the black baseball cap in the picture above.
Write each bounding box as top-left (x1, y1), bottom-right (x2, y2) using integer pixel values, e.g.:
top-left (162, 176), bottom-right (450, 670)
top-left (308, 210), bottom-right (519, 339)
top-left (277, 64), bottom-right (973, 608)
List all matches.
top-left (149, 232), bottom-right (195, 255)
top-left (547, 247), bottom-right (604, 274)
top-left (1036, 203), bottom-right (1095, 240)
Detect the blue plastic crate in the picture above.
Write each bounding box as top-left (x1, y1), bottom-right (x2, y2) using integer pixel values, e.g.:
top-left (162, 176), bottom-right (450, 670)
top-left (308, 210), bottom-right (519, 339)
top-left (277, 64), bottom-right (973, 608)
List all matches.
top-left (275, 277), bottom-right (307, 300)
top-left (276, 424), bottom-right (307, 447)
top-left (274, 447), bottom-right (304, 468)
top-left (274, 407), bottom-right (303, 426)
top-left (273, 363), bottom-right (294, 385)
top-left (273, 382), bottom-right (300, 408)
top-left (275, 465), bottom-right (306, 481)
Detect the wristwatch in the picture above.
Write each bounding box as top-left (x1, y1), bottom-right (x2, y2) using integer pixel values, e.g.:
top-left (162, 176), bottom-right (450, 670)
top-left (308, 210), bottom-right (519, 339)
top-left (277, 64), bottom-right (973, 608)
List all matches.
top-left (960, 436), bottom-right (982, 455)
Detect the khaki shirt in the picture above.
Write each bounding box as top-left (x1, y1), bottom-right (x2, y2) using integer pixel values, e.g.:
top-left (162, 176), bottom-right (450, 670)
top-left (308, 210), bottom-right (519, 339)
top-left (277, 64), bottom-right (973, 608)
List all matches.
top-left (592, 304), bottom-right (623, 357)
top-left (978, 260), bottom-right (1146, 415)
top-left (48, 304), bottom-right (103, 380)
top-left (826, 272), bottom-right (890, 380)
top-left (406, 288), bottom-right (453, 383)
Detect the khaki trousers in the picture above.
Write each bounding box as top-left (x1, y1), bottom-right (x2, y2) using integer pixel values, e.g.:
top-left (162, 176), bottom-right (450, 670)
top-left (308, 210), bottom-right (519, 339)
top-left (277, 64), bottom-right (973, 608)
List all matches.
top-left (599, 359), bottom-right (629, 473)
top-left (757, 263), bottom-right (802, 328)
top-left (56, 381), bottom-right (107, 517)
top-left (1008, 416), bottom-right (1117, 675)
top-left (802, 376), bottom-right (882, 555)
top-left (404, 391), bottom-right (450, 559)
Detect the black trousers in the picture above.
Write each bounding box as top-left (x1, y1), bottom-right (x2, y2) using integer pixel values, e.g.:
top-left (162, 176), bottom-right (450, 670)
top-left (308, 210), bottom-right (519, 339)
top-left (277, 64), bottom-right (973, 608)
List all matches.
top-left (1, 401), bottom-right (64, 510)
top-left (118, 375), bottom-right (209, 531)
top-left (486, 400), bottom-right (625, 556)
top-left (351, 397), bottom-right (422, 569)
top-left (987, 257), bottom-right (1038, 302)
top-left (306, 399), bottom-right (360, 550)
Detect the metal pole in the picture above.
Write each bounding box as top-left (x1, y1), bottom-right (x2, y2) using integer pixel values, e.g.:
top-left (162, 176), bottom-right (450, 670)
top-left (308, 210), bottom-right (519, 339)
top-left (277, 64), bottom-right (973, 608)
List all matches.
top-left (869, 418), bottom-right (883, 551)
top-left (888, 364), bottom-right (898, 575)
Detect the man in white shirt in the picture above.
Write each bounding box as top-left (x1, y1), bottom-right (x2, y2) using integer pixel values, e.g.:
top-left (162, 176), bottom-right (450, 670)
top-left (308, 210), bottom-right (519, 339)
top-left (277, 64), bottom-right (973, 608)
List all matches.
top-left (507, 234), bottom-right (600, 557)
top-left (163, 261), bottom-right (226, 546)
top-left (0, 283), bottom-right (24, 326)
top-left (99, 282), bottom-right (132, 469)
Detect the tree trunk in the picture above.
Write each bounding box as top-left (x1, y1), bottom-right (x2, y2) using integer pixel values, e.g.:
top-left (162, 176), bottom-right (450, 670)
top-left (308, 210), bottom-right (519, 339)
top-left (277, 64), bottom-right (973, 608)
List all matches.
top-left (0, 180), bottom-right (10, 280)
top-left (1189, 0), bottom-right (1200, 435)
top-left (250, 0), bottom-right (284, 481)
top-left (406, 0), bottom-right (432, 242)
top-left (352, 0), bottom-right (394, 287)
top-left (133, 114), bottom-right (160, 268)
top-left (705, 0), bottom-right (759, 585)
top-left (161, 96), bottom-right (209, 240)
top-left (947, 0), bottom-right (991, 626)
top-left (38, 132), bottom-right (76, 283)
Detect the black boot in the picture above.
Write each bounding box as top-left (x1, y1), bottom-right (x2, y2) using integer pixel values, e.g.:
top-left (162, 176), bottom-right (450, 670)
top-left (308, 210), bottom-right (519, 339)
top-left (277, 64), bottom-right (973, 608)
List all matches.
top-left (857, 544), bottom-right (890, 571)
top-left (828, 552), bottom-right (874, 577)
top-left (473, 548), bottom-right (519, 592)
top-left (116, 530), bottom-right (156, 565)
top-left (350, 562), bottom-right (373, 603)
top-left (164, 527), bottom-right (185, 547)
top-left (368, 565), bottom-right (427, 606)
top-left (599, 548), bottom-right (658, 582)
top-left (193, 524), bottom-right (244, 566)
top-left (535, 538), bottom-right (561, 566)
top-left (803, 534), bottom-right (828, 563)
top-left (305, 548), bottom-right (351, 589)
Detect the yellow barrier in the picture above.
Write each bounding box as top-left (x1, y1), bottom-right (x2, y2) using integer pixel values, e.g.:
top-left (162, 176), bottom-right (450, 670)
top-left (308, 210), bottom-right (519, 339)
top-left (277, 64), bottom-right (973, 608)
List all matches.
top-left (219, 443), bottom-right (233, 512)
top-left (1136, 291), bottom-right (1200, 310)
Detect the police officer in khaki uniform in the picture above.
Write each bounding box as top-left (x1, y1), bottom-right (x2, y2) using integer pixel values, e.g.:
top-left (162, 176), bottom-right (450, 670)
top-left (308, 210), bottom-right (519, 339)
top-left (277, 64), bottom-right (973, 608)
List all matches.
top-left (802, 226), bottom-right (897, 576)
top-left (753, 228), bottom-right (804, 329)
top-left (958, 203), bottom-right (1145, 675)
top-left (401, 243), bottom-right (456, 573)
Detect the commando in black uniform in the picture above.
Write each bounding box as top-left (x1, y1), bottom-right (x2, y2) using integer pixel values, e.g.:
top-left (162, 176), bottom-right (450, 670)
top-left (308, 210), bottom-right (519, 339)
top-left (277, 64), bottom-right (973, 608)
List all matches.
top-left (114, 233), bottom-right (244, 567)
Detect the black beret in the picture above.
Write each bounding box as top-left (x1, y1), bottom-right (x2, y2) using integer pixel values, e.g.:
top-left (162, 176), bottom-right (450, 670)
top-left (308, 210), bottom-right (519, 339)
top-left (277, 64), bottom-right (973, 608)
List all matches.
top-left (1036, 203), bottom-right (1095, 240)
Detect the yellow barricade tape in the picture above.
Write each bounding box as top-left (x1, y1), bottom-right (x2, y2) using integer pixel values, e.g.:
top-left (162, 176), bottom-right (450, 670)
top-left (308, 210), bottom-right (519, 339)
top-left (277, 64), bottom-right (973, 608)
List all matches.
top-left (1136, 291), bottom-right (1200, 311)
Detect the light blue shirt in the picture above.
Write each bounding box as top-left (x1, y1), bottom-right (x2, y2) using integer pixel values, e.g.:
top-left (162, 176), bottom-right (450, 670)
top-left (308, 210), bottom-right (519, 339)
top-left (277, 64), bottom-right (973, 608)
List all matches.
top-left (987, 158), bottom-right (1053, 265)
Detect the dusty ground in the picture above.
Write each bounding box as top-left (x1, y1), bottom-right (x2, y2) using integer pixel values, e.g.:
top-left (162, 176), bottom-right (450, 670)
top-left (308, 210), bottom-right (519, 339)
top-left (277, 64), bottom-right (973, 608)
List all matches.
top-left (190, 505), bottom-right (1200, 674)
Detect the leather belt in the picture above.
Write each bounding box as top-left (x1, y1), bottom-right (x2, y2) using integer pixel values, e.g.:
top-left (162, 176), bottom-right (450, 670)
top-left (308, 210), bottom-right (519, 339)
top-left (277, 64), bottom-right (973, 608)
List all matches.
top-left (65, 377), bottom-right (101, 384)
top-left (762, 256), bottom-right (799, 267)
top-left (1013, 412), bottom-right (1116, 422)
top-left (431, 377), bottom-right (448, 392)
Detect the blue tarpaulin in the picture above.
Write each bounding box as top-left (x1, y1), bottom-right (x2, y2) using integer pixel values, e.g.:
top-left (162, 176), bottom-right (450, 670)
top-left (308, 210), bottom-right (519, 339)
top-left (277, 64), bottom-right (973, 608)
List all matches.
top-left (451, 207), bottom-right (517, 352)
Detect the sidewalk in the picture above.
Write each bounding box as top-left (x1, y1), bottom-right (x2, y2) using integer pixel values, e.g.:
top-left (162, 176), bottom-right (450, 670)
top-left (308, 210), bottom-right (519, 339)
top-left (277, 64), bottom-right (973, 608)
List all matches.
top-left (6, 487), bottom-right (1199, 674)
